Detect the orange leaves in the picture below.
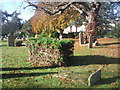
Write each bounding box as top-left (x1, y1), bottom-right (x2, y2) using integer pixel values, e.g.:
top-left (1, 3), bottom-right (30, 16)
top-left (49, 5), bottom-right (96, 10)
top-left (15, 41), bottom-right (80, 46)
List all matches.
top-left (30, 2), bottom-right (81, 34)
top-left (31, 11), bottom-right (49, 33)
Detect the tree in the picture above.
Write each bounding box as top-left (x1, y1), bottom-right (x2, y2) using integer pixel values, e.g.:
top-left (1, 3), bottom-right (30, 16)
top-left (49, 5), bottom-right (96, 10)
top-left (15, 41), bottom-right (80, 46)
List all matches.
top-left (25, 1), bottom-right (119, 48)
top-left (105, 23), bottom-right (120, 38)
top-left (30, 3), bottom-right (80, 39)
top-left (31, 10), bottom-right (50, 34)
top-left (25, 1), bottom-right (101, 48)
top-left (22, 19), bottom-right (35, 37)
top-left (97, 2), bottom-right (120, 38)
top-left (48, 9), bottom-right (80, 39)
top-left (2, 11), bottom-right (23, 37)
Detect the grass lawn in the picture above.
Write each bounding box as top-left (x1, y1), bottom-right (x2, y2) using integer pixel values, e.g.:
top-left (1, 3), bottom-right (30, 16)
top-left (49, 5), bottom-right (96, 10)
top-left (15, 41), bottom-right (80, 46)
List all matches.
top-left (1, 38), bottom-right (120, 89)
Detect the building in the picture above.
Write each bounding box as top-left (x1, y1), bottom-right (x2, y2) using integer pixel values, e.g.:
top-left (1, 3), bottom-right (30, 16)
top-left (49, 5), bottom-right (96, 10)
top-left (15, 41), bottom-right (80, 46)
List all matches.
top-left (63, 25), bottom-right (86, 34)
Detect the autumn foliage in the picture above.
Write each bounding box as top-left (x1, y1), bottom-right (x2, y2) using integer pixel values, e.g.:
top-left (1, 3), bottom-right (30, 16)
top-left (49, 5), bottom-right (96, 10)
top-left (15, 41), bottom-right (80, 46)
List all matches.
top-left (30, 3), bottom-right (81, 35)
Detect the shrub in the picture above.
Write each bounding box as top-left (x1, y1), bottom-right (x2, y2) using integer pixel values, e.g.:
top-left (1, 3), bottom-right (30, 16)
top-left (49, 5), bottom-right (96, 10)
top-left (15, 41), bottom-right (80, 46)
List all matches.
top-left (37, 31), bottom-right (59, 38)
top-left (68, 33), bottom-right (75, 38)
top-left (27, 37), bottom-right (74, 67)
top-left (16, 40), bottom-right (23, 46)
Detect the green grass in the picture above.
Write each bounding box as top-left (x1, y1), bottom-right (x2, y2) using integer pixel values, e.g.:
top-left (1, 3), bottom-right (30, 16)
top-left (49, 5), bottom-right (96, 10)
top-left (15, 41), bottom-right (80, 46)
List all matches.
top-left (1, 39), bottom-right (119, 89)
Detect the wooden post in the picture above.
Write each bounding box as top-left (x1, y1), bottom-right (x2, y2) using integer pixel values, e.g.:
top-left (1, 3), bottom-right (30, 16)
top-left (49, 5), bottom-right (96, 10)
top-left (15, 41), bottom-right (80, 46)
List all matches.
top-left (88, 34), bottom-right (93, 48)
top-left (79, 32), bottom-right (84, 46)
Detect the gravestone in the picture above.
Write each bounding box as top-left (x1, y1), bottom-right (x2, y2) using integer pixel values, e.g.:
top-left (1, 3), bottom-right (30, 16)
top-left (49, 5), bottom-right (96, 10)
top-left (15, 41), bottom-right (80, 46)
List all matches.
top-left (93, 41), bottom-right (99, 46)
top-left (8, 35), bottom-right (15, 46)
top-left (79, 32), bottom-right (84, 45)
top-left (88, 69), bottom-right (101, 86)
top-left (53, 68), bottom-right (102, 86)
top-left (88, 34), bottom-right (93, 48)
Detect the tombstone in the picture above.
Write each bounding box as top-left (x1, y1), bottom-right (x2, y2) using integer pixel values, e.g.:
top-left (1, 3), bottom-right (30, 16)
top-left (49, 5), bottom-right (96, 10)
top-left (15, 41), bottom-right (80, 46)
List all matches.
top-left (88, 34), bottom-right (93, 48)
top-left (93, 41), bottom-right (98, 46)
top-left (8, 35), bottom-right (15, 46)
top-left (88, 69), bottom-right (101, 86)
top-left (79, 32), bottom-right (84, 45)
top-left (53, 68), bottom-right (102, 86)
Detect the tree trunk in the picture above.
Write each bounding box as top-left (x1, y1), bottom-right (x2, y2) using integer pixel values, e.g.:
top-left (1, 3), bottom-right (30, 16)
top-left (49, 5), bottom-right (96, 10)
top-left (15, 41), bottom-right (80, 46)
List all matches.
top-left (85, 10), bottom-right (98, 48)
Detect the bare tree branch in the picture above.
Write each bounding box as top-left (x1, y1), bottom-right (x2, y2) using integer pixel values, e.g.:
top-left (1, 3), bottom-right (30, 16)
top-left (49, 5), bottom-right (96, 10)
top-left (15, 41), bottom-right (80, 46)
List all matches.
top-left (74, 2), bottom-right (90, 11)
top-left (25, 1), bottom-right (100, 17)
top-left (57, 2), bottom-right (69, 8)
top-left (25, 2), bottom-right (72, 15)
top-left (71, 4), bottom-right (88, 16)
top-left (24, 2), bottom-right (39, 9)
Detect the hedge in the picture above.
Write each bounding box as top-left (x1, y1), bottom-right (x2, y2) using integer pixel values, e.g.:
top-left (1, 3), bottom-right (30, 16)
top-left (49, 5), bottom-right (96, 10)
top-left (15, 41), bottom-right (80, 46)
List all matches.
top-left (27, 37), bottom-right (74, 67)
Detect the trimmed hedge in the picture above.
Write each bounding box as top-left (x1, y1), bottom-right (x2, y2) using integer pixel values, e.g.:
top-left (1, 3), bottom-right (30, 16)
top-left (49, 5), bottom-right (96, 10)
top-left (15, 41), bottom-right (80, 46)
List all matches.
top-left (27, 37), bottom-right (74, 67)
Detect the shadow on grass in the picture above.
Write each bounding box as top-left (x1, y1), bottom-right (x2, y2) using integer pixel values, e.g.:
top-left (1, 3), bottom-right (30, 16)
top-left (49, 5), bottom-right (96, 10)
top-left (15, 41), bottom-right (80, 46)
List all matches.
top-left (70, 55), bottom-right (119, 66)
top-left (2, 55), bottom-right (119, 71)
top-left (102, 42), bottom-right (120, 46)
top-left (95, 76), bottom-right (120, 85)
top-left (1, 72), bottom-right (57, 79)
top-left (1, 66), bottom-right (57, 71)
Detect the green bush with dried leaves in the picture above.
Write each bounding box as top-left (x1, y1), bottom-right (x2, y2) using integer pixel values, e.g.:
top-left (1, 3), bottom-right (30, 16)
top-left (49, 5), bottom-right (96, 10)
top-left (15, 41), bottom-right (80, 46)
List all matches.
top-left (27, 37), bottom-right (74, 67)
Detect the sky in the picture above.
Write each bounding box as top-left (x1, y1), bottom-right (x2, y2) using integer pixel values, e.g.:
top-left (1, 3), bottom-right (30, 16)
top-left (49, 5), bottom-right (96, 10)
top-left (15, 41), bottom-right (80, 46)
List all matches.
top-left (0, 0), bottom-right (119, 21)
top-left (0, 0), bottom-right (35, 21)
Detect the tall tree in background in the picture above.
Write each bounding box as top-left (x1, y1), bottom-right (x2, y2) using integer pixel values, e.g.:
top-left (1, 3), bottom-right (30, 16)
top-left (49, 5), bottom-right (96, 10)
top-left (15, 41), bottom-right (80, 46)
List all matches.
top-left (2, 11), bottom-right (23, 37)
top-left (98, 2), bottom-right (120, 38)
top-left (22, 19), bottom-right (34, 37)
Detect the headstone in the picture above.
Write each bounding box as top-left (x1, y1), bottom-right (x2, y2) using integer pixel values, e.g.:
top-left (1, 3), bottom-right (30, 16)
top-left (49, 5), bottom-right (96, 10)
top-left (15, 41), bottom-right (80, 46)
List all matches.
top-left (79, 32), bottom-right (84, 45)
top-left (88, 69), bottom-right (101, 86)
top-left (88, 34), bottom-right (93, 48)
top-left (93, 41), bottom-right (98, 46)
top-left (53, 68), bottom-right (102, 86)
top-left (8, 35), bottom-right (15, 46)
top-left (22, 37), bottom-right (26, 41)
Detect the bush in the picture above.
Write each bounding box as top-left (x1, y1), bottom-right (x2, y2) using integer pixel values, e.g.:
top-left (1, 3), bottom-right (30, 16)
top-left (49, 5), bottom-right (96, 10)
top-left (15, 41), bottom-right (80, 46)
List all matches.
top-left (27, 37), bottom-right (74, 67)
top-left (37, 31), bottom-right (59, 38)
top-left (68, 33), bottom-right (75, 38)
top-left (16, 40), bottom-right (23, 46)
